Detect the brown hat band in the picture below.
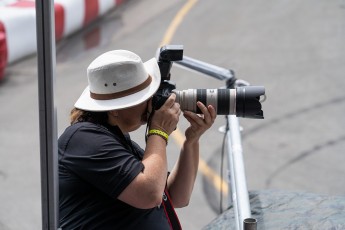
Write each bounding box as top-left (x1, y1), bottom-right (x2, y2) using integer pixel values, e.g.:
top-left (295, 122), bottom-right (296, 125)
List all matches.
top-left (90, 76), bottom-right (153, 100)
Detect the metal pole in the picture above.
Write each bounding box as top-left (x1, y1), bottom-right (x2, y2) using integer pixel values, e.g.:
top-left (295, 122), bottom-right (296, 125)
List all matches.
top-left (176, 56), bottom-right (235, 81)
top-left (35, 0), bottom-right (59, 229)
top-left (227, 115), bottom-right (251, 230)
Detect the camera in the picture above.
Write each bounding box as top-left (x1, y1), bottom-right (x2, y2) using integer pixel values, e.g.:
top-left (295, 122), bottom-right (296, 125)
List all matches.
top-left (152, 45), bottom-right (265, 119)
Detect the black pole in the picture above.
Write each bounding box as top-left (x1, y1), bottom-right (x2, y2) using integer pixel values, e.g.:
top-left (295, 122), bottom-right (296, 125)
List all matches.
top-left (243, 218), bottom-right (257, 230)
top-left (35, 0), bottom-right (59, 229)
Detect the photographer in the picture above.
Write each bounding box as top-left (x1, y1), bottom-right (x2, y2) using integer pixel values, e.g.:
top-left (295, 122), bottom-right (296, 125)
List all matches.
top-left (58, 50), bottom-right (216, 229)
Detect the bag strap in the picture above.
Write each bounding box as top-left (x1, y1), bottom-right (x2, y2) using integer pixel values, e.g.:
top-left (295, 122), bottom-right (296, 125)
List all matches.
top-left (162, 189), bottom-right (182, 230)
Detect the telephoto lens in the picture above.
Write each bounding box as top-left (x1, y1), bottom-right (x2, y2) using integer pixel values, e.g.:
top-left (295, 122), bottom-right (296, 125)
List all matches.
top-left (173, 86), bottom-right (265, 119)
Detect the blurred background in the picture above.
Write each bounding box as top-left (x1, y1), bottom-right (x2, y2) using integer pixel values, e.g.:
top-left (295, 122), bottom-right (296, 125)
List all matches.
top-left (1, 0), bottom-right (345, 229)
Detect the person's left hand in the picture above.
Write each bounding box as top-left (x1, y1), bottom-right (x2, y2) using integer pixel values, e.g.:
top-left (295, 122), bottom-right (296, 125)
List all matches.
top-left (183, 101), bottom-right (217, 142)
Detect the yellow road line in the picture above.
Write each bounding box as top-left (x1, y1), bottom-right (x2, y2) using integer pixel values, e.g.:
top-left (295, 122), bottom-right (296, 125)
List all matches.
top-left (159, 0), bottom-right (229, 196)
top-left (159, 0), bottom-right (198, 47)
top-left (171, 129), bottom-right (228, 194)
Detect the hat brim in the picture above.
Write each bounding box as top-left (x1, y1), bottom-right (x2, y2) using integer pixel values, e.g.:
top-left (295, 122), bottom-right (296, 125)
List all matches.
top-left (74, 58), bottom-right (161, 111)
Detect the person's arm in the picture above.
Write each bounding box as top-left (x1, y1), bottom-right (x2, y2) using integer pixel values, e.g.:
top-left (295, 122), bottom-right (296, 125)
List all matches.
top-left (118, 134), bottom-right (168, 209)
top-left (118, 94), bottom-right (181, 209)
top-left (167, 102), bottom-right (216, 208)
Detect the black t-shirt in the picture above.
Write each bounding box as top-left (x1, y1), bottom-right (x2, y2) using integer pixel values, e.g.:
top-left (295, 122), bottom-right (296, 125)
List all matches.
top-left (58, 122), bottom-right (171, 229)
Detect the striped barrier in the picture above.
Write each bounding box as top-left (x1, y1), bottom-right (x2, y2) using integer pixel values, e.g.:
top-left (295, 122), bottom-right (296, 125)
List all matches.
top-left (0, 21), bottom-right (6, 79)
top-left (0, 0), bottom-right (123, 81)
top-left (56, 11), bottom-right (122, 64)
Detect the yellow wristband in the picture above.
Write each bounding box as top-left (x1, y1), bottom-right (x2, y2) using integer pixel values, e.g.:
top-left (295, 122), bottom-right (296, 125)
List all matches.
top-left (148, 129), bottom-right (169, 143)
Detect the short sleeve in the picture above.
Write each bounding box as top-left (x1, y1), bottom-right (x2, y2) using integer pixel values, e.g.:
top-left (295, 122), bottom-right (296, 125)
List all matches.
top-left (59, 124), bottom-right (144, 198)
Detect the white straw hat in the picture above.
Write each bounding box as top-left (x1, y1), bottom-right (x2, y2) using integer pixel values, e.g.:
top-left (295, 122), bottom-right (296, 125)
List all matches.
top-left (75, 50), bottom-right (161, 111)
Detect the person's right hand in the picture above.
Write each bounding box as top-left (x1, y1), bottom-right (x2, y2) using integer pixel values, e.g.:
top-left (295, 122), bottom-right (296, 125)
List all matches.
top-left (149, 94), bottom-right (181, 135)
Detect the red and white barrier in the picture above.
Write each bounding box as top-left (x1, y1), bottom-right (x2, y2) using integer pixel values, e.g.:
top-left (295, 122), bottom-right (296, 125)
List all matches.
top-left (56, 11), bottom-right (122, 64)
top-left (0, 0), bottom-right (123, 81)
top-left (0, 21), bottom-right (7, 78)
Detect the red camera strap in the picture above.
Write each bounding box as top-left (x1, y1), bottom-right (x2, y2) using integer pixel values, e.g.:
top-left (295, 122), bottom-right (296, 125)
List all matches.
top-left (162, 189), bottom-right (182, 230)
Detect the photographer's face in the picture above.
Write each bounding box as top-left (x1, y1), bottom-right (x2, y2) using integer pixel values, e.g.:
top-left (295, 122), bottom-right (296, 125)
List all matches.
top-left (108, 99), bottom-right (151, 132)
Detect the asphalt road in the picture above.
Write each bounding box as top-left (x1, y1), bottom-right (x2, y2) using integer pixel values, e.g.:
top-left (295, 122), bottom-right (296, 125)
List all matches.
top-left (1, 0), bottom-right (345, 229)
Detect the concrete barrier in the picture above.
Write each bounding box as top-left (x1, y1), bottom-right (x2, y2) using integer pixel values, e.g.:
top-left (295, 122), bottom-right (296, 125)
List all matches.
top-left (0, 0), bottom-right (123, 81)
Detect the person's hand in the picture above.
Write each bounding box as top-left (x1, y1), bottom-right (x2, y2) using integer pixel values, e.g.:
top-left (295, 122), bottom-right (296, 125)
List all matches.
top-left (183, 101), bottom-right (216, 142)
top-left (149, 94), bottom-right (181, 135)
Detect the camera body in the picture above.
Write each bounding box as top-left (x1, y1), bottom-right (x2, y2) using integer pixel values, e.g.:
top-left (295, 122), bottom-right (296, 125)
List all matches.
top-left (152, 45), bottom-right (183, 110)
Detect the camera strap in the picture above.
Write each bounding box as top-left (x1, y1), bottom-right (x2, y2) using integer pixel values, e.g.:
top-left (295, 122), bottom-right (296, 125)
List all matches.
top-left (161, 173), bottom-right (182, 230)
top-left (162, 188), bottom-right (182, 230)
top-left (145, 106), bottom-right (156, 143)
